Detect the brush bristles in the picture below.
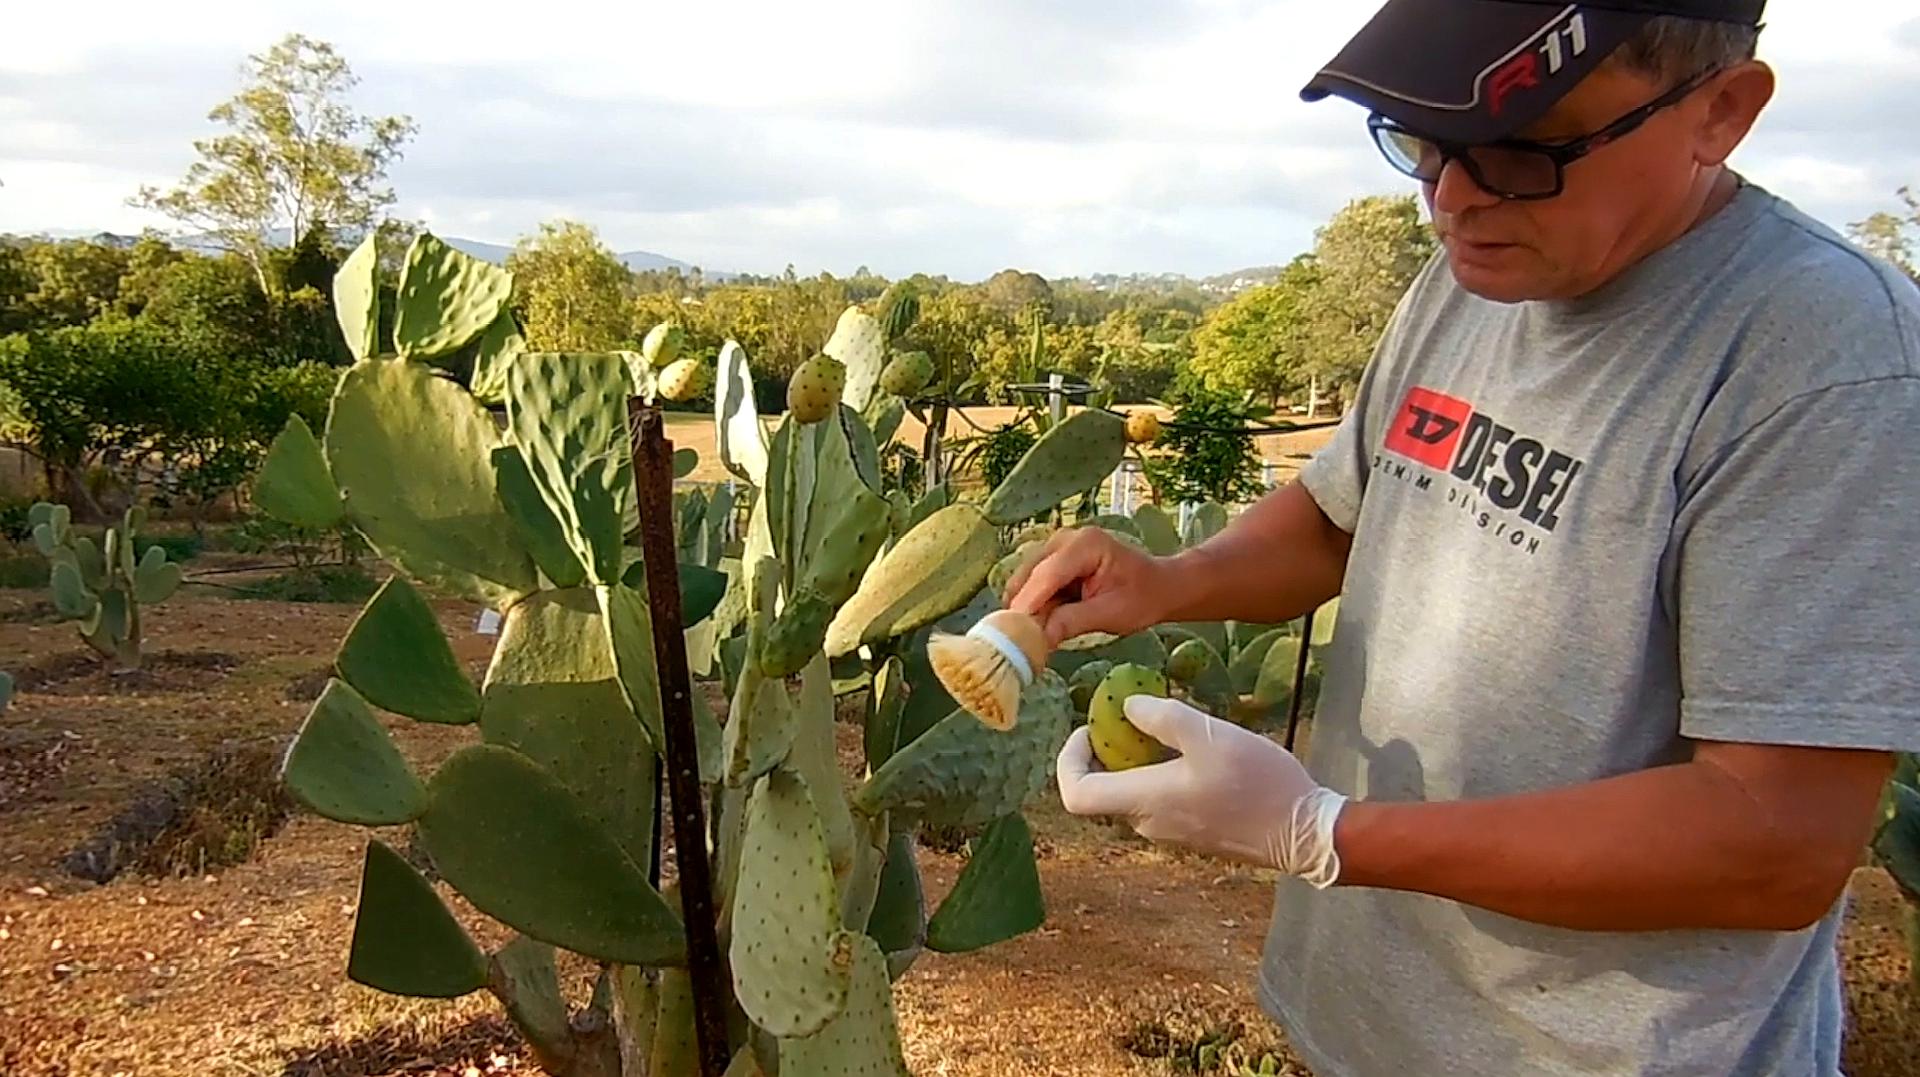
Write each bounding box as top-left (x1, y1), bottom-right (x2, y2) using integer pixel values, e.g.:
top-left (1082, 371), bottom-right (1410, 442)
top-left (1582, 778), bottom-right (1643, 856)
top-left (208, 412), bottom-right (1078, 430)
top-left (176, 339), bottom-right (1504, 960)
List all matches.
top-left (927, 632), bottom-right (1025, 731)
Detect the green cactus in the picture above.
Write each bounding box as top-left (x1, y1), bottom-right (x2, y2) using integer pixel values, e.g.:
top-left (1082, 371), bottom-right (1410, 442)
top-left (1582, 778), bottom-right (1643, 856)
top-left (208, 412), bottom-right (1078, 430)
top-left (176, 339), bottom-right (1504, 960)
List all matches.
top-left (0, 671), bottom-right (12, 715)
top-left (275, 254), bottom-right (1096, 1076)
top-left (981, 408), bottom-right (1129, 527)
top-left (31, 501), bottom-right (181, 669)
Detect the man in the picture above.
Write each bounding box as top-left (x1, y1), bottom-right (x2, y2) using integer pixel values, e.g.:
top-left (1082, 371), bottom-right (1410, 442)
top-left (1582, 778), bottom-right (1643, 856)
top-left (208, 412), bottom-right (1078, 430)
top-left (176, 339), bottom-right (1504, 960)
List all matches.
top-left (1004, 1), bottom-right (1920, 1073)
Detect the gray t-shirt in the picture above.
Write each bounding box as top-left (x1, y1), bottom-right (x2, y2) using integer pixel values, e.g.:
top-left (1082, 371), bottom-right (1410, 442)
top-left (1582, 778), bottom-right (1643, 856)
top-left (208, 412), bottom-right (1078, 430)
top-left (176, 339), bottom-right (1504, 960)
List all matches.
top-left (1261, 178), bottom-right (1920, 1076)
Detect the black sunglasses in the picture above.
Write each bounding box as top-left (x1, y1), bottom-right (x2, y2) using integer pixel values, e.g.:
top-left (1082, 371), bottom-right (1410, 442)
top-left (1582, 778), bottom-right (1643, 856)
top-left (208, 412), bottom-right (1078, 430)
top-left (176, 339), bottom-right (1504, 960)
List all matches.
top-left (1368, 65), bottom-right (1725, 200)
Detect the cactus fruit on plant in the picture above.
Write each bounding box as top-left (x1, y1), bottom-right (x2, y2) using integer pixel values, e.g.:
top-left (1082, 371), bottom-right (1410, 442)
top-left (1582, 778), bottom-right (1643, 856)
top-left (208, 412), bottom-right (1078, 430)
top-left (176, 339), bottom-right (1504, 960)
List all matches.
top-left (29, 501), bottom-right (182, 670)
top-left (657, 357), bottom-right (711, 402)
top-left (642, 321), bottom-right (687, 369)
top-left (1124, 410), bottom-right (1162, 445)
top-left (878, 351), bottom-right (934, 398)
top-left (1087, 663), bottom-right (1175, 771)
top-left (787, 354), bottom-right (847, 424)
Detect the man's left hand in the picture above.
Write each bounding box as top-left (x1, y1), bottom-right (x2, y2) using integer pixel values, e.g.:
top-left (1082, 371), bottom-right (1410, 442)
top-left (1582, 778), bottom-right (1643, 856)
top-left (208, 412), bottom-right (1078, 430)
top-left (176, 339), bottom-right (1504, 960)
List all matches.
top-left (1055, 694), bottom-right (1348, 886)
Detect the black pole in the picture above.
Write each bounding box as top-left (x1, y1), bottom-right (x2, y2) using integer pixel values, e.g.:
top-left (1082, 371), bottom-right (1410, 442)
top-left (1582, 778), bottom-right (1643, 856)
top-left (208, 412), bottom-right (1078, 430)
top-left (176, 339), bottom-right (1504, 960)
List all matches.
top-left (626, 401), bottom-right (731, 1077)
top-left (1284, 608), bottom-right (1314, 753)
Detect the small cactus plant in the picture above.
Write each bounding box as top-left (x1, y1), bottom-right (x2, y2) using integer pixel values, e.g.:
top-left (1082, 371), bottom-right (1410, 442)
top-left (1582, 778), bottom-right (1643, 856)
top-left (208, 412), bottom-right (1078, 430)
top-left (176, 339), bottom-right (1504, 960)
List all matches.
top-left (29, 502), bottom-right (182, 670)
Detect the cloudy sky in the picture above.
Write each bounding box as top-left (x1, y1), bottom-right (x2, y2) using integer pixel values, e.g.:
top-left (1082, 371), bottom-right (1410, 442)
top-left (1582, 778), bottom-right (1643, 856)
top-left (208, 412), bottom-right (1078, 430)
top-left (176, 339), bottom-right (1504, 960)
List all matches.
top-left (3, 1), bottom-right (1916, 281)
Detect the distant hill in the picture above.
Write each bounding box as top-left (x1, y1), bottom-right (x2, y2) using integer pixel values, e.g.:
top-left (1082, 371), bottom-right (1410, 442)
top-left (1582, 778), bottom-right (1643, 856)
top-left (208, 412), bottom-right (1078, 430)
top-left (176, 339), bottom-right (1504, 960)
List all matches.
top-left (11, 226), bottom-right (729, 278)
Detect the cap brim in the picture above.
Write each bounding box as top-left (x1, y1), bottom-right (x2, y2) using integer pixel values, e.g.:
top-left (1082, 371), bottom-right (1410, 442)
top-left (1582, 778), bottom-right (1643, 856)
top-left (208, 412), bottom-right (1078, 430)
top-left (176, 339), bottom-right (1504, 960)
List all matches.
top-left (1300, 0), bottom-right (1652, 143)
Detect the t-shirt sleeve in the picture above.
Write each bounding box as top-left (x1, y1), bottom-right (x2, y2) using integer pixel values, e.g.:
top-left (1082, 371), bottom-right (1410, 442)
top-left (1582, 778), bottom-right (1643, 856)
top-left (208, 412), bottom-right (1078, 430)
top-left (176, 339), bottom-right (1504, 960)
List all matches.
top-left (1674, 377), bottom-right (1920, 750)
top-left (1297, 397), bottom-right (1370, 534)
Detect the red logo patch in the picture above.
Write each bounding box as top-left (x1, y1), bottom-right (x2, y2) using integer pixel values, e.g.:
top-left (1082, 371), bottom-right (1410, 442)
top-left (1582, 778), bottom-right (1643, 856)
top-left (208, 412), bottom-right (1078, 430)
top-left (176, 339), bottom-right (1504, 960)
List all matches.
top-left (1385, 387), bottom-right (1470, 470)
top-left (1487, 53), bottom-right (1539, 117)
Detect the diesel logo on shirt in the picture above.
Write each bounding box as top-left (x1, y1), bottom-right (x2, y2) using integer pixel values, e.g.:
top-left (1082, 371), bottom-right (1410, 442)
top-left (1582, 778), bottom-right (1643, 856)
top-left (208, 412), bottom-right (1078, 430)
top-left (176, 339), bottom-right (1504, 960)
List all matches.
top-left (1381, 386), bottom-right (1585, 538)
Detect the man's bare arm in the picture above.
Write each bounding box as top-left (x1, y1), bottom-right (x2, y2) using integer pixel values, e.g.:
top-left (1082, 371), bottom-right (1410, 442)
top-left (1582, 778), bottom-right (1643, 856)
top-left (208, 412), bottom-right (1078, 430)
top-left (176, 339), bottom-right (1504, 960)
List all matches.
top-left (1333, 740), bottom-right (1892, 932)
top-left (1007, 479), bottom-right (1353, 646)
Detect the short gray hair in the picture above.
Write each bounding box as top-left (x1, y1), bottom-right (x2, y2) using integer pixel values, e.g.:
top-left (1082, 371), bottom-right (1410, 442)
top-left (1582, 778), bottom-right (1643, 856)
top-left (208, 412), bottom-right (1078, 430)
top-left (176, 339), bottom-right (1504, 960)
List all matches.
top-left (1607, 15), bottom-right (1760, 84)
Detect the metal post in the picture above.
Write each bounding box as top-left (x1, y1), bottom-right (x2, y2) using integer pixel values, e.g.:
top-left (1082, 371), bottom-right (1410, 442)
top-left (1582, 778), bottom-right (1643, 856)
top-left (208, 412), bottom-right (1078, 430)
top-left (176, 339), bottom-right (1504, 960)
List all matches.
top-left (625, 401), bottom-right (732, 1077)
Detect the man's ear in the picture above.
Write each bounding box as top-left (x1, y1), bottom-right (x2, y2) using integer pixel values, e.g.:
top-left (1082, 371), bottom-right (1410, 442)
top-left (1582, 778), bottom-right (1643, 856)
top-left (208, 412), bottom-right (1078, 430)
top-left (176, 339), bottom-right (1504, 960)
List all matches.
top-left (1696, 61), bottom-right (1775, 167)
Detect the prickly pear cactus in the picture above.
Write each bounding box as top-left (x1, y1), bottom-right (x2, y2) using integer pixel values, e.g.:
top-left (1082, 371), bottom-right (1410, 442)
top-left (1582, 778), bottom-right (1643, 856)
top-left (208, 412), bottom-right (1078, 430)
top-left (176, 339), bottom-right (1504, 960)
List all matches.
top-left (273, 273), bottom-right (1097, 1076)
top-left (30, 502), bottom-right (181, 670)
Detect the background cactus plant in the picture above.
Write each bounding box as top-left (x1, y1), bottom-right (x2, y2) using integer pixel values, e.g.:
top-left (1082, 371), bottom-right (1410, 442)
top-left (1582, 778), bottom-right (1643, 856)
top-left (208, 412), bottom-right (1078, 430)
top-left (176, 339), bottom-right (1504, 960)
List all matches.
top-left (28, 501), bottom-right (183, 670)
top-left (263, 239), bottom-right (1127, 1076)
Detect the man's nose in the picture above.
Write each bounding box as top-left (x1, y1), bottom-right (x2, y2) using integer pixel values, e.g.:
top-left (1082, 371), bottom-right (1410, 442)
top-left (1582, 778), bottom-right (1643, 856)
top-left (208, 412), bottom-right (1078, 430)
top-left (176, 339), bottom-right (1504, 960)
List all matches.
top-left (1429, 157), bottom-right (1502, 217)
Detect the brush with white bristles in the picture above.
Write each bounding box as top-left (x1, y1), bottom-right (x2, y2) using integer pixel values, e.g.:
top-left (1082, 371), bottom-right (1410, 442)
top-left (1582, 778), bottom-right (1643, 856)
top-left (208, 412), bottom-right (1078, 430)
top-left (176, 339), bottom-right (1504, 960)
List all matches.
top-left (927, 607), bottom-right (1055, 731)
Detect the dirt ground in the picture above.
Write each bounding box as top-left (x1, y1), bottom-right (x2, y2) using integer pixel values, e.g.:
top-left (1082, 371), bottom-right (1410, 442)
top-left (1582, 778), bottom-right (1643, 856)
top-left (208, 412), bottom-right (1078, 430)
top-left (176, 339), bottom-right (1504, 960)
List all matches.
top-left (2, 569), bottom-right (1917, 1076)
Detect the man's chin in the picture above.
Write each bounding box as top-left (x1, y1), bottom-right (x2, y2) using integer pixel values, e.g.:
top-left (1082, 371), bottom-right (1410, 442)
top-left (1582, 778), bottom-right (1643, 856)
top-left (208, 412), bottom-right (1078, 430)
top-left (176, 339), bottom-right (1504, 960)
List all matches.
top-left (1445, 247), bottom-right (1547, 304)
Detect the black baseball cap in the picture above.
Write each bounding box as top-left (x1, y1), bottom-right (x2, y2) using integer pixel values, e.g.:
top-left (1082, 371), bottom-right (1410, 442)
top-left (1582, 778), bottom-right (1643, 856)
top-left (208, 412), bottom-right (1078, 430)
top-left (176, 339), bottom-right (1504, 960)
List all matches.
top-left (1300, 1), bottom-right (1766, 144)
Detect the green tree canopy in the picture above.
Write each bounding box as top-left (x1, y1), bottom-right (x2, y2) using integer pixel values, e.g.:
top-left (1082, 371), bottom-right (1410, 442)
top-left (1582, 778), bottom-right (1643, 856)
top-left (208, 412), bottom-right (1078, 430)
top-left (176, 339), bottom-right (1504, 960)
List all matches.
top-left (506, 220), bottom-right (636, 351)
top-left (1188, 259), bottom-right (1320, 407)
top-left (131, 33), bottom-right (416, 292)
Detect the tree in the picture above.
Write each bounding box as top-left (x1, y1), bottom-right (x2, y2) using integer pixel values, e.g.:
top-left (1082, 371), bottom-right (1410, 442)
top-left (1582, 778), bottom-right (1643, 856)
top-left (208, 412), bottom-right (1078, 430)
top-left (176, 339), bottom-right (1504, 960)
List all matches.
top-left (131, 33), bottom-right (417, 293)
top-left (1850, 187), bottom-right (1919, 284)
top-left (1189, 259), bottom-right (1320, 408)
top-left (16, 239), bottom-right (132, 329)
top-left (1297, 194), bottom-right (1437, 402)
top-left (506, 220), bottom-right (635, 351)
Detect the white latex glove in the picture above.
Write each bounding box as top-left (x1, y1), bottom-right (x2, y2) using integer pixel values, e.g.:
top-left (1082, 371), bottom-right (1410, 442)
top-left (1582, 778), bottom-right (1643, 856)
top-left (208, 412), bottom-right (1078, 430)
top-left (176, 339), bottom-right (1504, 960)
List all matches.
top-left (1056, 694), bottom-right (1347, 887)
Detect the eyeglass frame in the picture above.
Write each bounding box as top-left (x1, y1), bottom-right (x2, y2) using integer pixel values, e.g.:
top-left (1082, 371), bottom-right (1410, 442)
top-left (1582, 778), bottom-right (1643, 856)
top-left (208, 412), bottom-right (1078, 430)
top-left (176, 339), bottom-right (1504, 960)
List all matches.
top-left (1365, 63), bottom-right (1727, 201)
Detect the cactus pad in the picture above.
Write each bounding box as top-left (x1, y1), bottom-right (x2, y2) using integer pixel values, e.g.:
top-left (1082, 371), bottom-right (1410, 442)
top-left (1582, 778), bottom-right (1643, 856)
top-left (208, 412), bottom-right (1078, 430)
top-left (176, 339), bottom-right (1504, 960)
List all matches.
top-left (1167, 638), bottom-right (1234, 713)
top-left (1184, 501), bottom-right (1230, 546)
top-left (853, 671), bottom-right (1073, 828)
top-left (254, 414), bottom-right (345, 529)
top-left (599, 580), bottom-right (666, 750)
top-left (1131, 502), bottom-right (1182, 555)
top-left (823, 305), bottom-right (887, 413)
top-left (417, 744), bottom-right (685, 966)
top-left (981, 409), bottom-right (1128, 527)
top-left (715, 341), bottom-right (770, 487)
top-left (466, 310), bottom-right (527, 406)
top-left (490, 446), bottom-right (589, 589)
top-left (337, 575), bottom-right (481, 725)
top-left (325, 358), bottom-right (539, 607)
top-left (778, 931), bottom-right (913, 1077)
top-left (393, 233), bottom-right (513, 360)
top-left (724, 668), bottom-right (796, 788)
top-left (346, 840), bottom-right (489, 998)
top-left (49, 560), bottom-right (95, 619)
top-left (482, 589), bottom-right (657, 867)
top-left (730, 767), bottom-right (856, 1037)
top-left (332, 234), bottom-right (381, 361)
top-left (925, 812), bottom-right (1044, 953)
top-left (866, 826), bottom-right (925, 963)
top-left (488, 936), bottom-right (574, 1068)
top-left (825, 503), bottom-right (1000, 656)
top-left (505, 351), bottom-right (635, 586)
top-left (281, 678), bottom-right (427, 825)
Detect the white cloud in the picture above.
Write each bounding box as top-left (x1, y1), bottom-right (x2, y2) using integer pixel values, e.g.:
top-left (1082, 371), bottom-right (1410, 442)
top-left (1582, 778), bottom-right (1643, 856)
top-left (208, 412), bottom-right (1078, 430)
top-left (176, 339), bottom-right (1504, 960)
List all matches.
top-left (1, 0), bottom-right (1914, 279)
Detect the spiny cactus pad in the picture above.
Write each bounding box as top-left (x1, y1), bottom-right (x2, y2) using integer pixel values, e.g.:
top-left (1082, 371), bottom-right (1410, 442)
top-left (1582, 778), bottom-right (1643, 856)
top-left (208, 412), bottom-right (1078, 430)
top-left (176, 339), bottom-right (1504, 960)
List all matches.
top-left (346, 840), bottom-right (489, 998)
top-left (715, 341), bottom-right (770, 487)
top-left (777, 932), bottom-right (912, 1077)
top-left (324, 358), bottom-right (538, 607)
top-left (866, 826), bottom-right (925, 962)
top-left (393, 233), bottom-right (514, 361)
top-left (1167, 638), bottom-right (1234, 714)
top-left (1132, 503), bottom-right (1182, 555)
top-left (281, 678), bottom-right (427, 825)
top-left (337, 575), bottom-right (481, 725)
top-left (599, 580), bottom-right (667, 750)
top-left (650, 967), bottom-right (701, 1076)
top-left (729, 767), bottom-right (855, 1037)
top-left (416, 745), bottom-right (685, 966)
top-left (853, 671), bottom-right (1073, 829)
top-left (822, 305), bottom-right (887, 413)
top-left (825, 503), bottom-right (1001, 656)
top-left (724, 668), bottom-right (796, 789)
top-left (466, 310), bottom-right (527, 407)
top-left (981, 409), bottom-right (1128, 527)
top-left (506, 351), bottom-right (635, 586)
top-left (925, 812), bottom-right (1044, 953)
top-left (490, 446), bottom-right (589, 589)
top-left (332, 234), bottom-right (382, 361)
top-left (254, 415), bottom-right (344, 530)
top-left (791, 654), bottom-right (858, 878)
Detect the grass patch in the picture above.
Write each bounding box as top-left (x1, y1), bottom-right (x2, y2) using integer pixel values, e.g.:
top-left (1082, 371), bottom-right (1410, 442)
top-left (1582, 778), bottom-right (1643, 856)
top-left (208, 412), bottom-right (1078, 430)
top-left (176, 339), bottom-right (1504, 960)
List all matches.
top-left (62, 738), bottom-right (295, 883)
top-left (229, 565), bottom-right (380, 604)
top-left (0, 549), bottom-right (48, 589)
top-left (1113, 989), bottom-right (1300, 1074)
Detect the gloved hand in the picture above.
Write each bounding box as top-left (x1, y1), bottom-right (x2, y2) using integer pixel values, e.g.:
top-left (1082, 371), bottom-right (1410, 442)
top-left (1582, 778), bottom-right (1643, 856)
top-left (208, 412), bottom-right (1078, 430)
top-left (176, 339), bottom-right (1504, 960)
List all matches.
top-left (1055, 693), bottom-right (1347, 887)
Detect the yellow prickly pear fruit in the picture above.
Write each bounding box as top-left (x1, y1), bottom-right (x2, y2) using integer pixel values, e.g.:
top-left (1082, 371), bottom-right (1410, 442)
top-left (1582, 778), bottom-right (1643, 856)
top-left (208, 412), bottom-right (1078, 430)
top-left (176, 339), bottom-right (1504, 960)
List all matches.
top-left (1087, 662), bottom-right (1175, 771)
top-left (657, 357), bottom-right (709, 402)
top-left (1125, 410), bottom-right (1162, 445)
top-left (787, 353), bottom-right (846, 424)
top-left (642, 322), bottom-right (686, 369)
